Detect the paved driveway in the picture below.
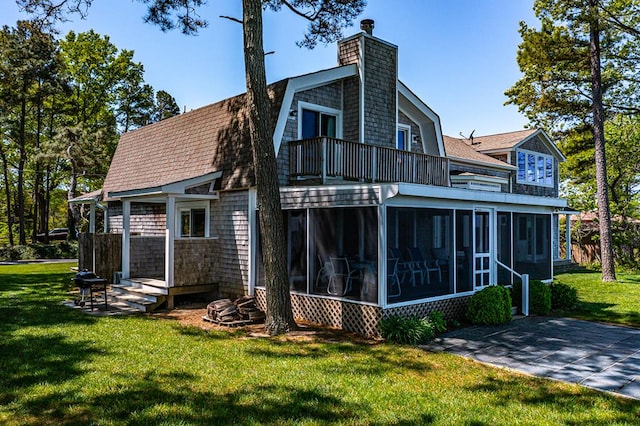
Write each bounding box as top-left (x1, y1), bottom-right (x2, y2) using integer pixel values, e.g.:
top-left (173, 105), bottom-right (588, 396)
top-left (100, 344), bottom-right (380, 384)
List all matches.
top-left (422, 317), bottom-right (640, 400)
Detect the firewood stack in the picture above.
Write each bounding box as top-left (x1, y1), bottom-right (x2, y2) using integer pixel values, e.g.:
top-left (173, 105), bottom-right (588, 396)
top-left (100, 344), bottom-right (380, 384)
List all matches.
top-left (235, 296), bottom-right (266, 322)
top-left (205, 296), bottom-right (265, 324)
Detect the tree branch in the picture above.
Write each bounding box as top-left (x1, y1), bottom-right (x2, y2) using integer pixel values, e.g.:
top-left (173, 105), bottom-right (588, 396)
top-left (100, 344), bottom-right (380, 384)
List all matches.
top-left (220, 15), bottom-right (243, 24)
top-left (279, 0), bottom-right (322, 21)
top-left (598, 1), bottom-right (640, 37)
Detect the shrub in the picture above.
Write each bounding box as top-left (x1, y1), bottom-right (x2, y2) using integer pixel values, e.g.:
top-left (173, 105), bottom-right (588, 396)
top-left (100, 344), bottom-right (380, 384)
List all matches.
top-left (512, 280), bottom-right (552, 315)
top-left (530, 280), bottom-right (551, 315)
top-left (428, 310), bottom-right (447, 333)
top-left (466, 286), bottom-right (512, 325)
top-left (380, 315), bottom-right (435, 345)
top-left (551, 282), bottom-right (578, 310)
top-left (0, 242), bottom-right (77, 261)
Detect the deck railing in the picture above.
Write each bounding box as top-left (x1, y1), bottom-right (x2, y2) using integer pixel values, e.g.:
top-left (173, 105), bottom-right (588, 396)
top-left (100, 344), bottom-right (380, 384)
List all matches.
top-left (289, 137), bottom-right (450, 186)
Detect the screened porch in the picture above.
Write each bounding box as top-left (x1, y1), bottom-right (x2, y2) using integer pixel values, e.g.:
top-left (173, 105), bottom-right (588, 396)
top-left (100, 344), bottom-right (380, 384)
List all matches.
top-left (254, 204), bottom-right (554, 307)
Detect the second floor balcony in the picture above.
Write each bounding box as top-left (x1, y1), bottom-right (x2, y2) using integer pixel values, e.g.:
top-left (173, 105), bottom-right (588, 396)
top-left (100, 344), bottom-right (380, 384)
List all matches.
top-left (289, 137), bottom-right (450, 187)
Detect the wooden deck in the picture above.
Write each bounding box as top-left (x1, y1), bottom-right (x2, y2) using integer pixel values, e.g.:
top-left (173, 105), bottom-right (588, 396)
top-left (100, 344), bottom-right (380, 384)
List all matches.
top-left (289, 137), bottom-right (450, 187)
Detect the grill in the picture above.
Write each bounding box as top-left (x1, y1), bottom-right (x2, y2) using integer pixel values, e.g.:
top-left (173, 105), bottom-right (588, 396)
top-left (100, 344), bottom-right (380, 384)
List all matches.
top-left (73, 271), bottom-right (108, 311)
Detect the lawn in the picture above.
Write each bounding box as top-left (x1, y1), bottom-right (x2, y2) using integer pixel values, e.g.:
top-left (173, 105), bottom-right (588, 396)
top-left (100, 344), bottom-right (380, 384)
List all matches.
top-left (554, 270), bottom-right (640, 328)
top-left (1, 263), bottom-right (639, 425)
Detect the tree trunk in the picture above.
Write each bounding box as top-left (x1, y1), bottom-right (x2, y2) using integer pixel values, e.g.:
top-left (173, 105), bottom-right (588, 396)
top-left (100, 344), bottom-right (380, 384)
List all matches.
top-left (33, 86), bottom-right (45, 241)
top-left (0, 144), bottom-right (14, 246)
top-left (17, 84), bottom-right (27, 245)
top-left (67, 170), bottom-right (80, 241)
top-left (589, 0), bottom-right (616, 282)
top-left (242, 0), bottom-right (295, 335)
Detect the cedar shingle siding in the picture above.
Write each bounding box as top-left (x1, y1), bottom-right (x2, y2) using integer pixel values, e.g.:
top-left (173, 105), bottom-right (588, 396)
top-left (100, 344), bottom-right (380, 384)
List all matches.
top-left (363, 38), bottom-right (397, 147)
top-left (211, 191), bottom-right (251, 298)
top-left (174, 238), bottom-right (218, 286)
top-left (107, 203), bottom-right (165, 235)
top-left (130, 236), bottom-right (165, 278)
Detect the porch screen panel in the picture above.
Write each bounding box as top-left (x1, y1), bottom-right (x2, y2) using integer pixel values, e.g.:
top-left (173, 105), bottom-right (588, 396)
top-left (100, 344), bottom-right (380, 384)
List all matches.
top-left (387, 207), bottom-right (455, 304)
top-left (286, 210), bottom-right (307, 292)
top-left (455, 210), bottom-right (473, 293)
top-left (513, 213), bottom-right (552, 281)
top-left (310, 207), bottom-right (378, 302)
top-left (497, 212), bottom-right (513, 284)
top-left (310, 209), bottom-right (338, 295)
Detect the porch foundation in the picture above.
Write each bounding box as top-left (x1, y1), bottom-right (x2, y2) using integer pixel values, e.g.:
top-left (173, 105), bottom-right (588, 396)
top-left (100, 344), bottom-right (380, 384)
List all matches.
top-left (254, 288), bottom-right (471, 337)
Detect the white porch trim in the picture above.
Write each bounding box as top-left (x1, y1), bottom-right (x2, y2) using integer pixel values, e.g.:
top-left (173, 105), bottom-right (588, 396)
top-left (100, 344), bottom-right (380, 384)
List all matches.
top-left (122, 199), bottom-right (131, 279)
top-left (165, 196), bottom-right (176, 288)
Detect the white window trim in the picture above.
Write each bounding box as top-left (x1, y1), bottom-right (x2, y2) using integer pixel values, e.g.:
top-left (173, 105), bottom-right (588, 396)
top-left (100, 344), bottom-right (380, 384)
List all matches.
top-left (175, 201), bottom-right (210, 238)
top-left (297, 101), bottom-right (343, 139)
top-left (516, 149), bottom-right (554, 188)
top-left (397, 123), bottom-right (412, 152)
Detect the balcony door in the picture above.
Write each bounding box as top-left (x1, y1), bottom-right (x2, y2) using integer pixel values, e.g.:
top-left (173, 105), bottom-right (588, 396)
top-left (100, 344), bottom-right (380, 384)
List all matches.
top-left (473, 209), bottom-right (494, 289)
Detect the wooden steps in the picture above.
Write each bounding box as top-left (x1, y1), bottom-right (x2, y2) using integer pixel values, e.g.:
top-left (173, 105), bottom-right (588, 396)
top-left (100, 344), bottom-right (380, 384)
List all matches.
top-left (109, 278), bottom-right (168, 312)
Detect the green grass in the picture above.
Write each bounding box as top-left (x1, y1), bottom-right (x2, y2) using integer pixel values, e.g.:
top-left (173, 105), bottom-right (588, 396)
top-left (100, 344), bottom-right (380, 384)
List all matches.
top-left (1, 263), bottom-right (639, 425)
top-left (554, 270), bottom-right (640, 328)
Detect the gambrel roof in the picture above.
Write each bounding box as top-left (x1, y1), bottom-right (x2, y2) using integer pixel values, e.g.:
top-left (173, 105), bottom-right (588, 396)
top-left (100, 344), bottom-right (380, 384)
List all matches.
top-left (102, 80), bottom-right (288, 200)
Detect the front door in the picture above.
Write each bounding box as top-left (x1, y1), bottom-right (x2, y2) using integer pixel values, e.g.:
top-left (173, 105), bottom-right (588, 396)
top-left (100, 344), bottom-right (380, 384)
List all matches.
top-left (474, 209), bottom-right (493, 289)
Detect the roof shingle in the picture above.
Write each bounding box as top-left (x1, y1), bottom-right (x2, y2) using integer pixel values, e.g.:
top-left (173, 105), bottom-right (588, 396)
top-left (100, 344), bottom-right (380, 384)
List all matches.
top-left (468, 129), bottom-right (538, 151)
top-left (103, 80), bottom-right (288, 200)
top-left (443, 135), bottom-right (515, 169)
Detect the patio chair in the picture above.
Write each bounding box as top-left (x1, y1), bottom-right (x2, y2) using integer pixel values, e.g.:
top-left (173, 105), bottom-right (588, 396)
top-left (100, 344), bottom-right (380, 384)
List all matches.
top-left (407, 247), bottom-right (442, 284)
top-left (388, 247), bottom-right (417, 286)
top-left (328, 257), bottom-right (359, 296)
top-left (314, 254), bottom-right (333, 293)
top-left (387, 257), bottom-right (401, 297)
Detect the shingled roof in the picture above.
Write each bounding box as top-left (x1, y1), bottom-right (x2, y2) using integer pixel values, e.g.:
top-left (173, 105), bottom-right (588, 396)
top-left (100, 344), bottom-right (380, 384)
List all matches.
top-left (443, 135), bottom-right (515, 170)
top-left (103, 80), bottom-right (288, 200)
top-left (467, 129), bottom-right (538, 152)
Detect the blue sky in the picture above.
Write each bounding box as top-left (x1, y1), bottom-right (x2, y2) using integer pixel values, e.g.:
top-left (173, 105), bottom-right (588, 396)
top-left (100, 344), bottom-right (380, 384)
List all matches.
top-left (2, 0), bottom-right (538, 137)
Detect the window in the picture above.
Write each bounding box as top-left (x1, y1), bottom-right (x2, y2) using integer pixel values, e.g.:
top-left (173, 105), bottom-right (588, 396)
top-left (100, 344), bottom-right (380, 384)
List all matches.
top-left (298, 102), bottom-right (341, 139)
top-left (397, 124), bottom-right (411, 151)
top-left (177, 203), bottom-right (209, 237)
top-left (516, 149), bottom-right (554, 187)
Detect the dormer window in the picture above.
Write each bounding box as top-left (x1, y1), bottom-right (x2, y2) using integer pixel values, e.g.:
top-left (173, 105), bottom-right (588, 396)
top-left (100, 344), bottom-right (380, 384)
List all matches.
top-left (298, 101), bottom-right (341, 139)
top-left (517, 149), bottom-right (554, 187)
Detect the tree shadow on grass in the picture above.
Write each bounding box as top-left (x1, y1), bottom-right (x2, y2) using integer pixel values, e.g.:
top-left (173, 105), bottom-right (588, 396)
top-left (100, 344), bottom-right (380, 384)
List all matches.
top-left (18, 369), bottom-right (366, 425)
top-left (245, 339), bottom-right (435, 378)
top-left (464, 374), bottom-right (640, 424)
top-left (569, 301), bottom-right (640, 328)
top-left (0, 333), bottom-right (103, 404)
top-left (0, 269), bottom-right (100, 329)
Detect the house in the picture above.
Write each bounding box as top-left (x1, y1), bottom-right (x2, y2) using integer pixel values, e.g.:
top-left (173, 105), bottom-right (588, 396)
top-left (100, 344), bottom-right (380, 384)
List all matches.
top-left (74, 21), bottom-right (572, 335)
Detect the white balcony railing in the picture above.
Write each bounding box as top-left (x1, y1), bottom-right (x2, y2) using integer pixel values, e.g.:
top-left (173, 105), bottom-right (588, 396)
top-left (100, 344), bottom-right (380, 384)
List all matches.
top-left (289, 137), bottom-right (450, 187)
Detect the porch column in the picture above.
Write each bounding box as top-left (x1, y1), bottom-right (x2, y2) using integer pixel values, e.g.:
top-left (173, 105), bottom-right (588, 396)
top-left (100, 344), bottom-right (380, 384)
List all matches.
top-left (89, 203), bottom-right (96, 272)
top-left (378, 204), bottom-right (386, 306)
top-left (565, 214), bottom-right (572, 261)
top-left (165, 196), bottom-right (176, 289)
top-left (122, 200), bottom-right (131, 279)
top-left (89, 203), bottom-right (96, 234)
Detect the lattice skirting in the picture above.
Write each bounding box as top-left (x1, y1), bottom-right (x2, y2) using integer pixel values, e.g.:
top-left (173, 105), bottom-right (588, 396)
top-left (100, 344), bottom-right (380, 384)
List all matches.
top-left (254, 289), bottom-right (382, 336)
top-left (254, 289), bottom-right (471, 337)
top-left (383, 295), bottom-right (471, 323)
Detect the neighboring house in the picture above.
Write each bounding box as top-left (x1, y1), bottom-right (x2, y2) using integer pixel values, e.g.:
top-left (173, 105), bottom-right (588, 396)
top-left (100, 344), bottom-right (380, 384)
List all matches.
top-left (73, 22), bottom-right (573, 336)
